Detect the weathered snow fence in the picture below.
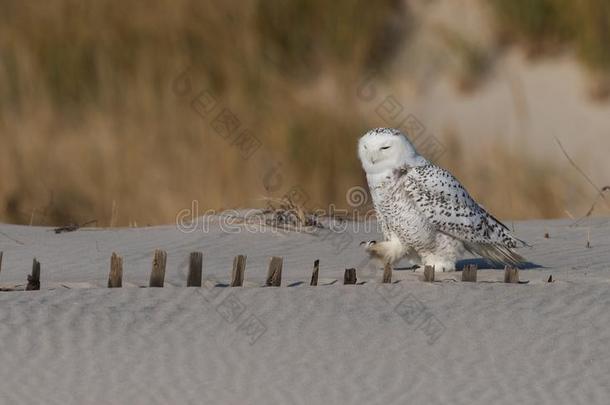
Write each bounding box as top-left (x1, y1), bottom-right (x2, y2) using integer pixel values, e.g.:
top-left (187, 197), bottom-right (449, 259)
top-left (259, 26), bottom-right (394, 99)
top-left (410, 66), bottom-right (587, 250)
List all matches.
top-left (461, 264), bottom-right (478, 282)
top-left (187, 252), bottom-right (203, 287)
top-left (344, 268), bottom-right (357, 285)
top-left (504, 266), bottom-right (520, 283)
top-left (231, 255), bottom-right (247, 287)
top-left (423, 265), bottom-right (435, 282)
top-left (310, 259), bottom-right (319, 286)
top-left (108, 253), bottom-right (123, 288)
top-left (382, 263), bottom-right (392, 284)
top-left (149, 249), bottom-right (167, 287)
top-left (26, 258), bottom-right (41, 291)
top-left (2, 251), bottom-right (537, 291)
top-left (266, 256), bottom-right (283, 287)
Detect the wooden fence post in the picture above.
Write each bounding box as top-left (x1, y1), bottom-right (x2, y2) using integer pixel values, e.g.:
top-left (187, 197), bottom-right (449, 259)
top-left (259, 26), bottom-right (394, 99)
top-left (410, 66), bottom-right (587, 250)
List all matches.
top-left (423, 265), bottom-right (435, 282)
top-left (266, 256), bottom-right (283, 287)
top-left (26, 258), bottom-right (41, 291)
top-left (382, 263), bottom-right (392, 284)
top-left (187, 252), bottom-right (203, 287)
top-left (461, 264), bottom-right (477, 282)
top-left (149, 249), bottom-right (167, 287)
top-left (231, 255), bottom-right (247, 287)
top-left (108, 253), bottom-right (123, 288)
top-left (310, 259), bottom-right (319, 286)
top-left (344, 268), bottom-right (357, 285)
top-left (504, 266), bottom-right (519, 283)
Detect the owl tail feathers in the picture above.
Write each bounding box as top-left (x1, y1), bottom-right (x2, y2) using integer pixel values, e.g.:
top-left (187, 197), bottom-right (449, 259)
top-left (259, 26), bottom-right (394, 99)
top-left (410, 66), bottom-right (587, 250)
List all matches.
top-left (463, 241), bottom-right (527, 267)
top-left (508, 234), bottom-right (531, 249)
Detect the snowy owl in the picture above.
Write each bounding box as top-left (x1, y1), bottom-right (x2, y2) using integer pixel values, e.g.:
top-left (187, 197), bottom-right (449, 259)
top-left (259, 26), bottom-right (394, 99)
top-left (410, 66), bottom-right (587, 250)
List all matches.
top-left (358, 127), bottom-right (525, 272)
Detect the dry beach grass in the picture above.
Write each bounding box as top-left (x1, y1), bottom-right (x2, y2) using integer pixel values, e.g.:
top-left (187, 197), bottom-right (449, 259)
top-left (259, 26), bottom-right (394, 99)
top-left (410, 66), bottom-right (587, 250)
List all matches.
top-left (1, 0), bottom-right (609, 226)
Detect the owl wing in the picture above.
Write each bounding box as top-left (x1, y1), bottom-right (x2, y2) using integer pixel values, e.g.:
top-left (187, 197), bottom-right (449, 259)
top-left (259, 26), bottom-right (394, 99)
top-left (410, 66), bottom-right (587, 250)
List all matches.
top-left (402, 164), bottom-right (526, 265)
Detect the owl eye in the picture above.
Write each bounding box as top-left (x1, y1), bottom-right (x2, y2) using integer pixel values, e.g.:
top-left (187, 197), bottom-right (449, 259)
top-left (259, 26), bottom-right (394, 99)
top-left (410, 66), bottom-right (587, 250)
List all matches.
top-left (380, 146), bottom-right (391, 150)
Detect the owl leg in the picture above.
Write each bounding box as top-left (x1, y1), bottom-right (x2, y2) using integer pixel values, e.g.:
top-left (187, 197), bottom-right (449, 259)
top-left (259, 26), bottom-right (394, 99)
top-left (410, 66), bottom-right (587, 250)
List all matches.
top-left (419, 252), bottom-right (456, 273)
top-left (360, 236), bottom-right (405, 266)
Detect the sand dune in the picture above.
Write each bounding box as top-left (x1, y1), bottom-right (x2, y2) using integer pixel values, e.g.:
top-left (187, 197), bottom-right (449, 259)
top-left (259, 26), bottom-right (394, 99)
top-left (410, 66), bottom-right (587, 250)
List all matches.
top-left (0, 216), bottom-right (609, 404)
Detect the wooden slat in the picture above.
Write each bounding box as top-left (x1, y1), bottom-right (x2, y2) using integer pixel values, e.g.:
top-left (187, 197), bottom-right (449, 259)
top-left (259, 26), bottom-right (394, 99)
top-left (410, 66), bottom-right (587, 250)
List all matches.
top-left (108, 252), bottom-right (123, 288)
top-left (26, 258), bottom-right (41, 291)
top-left (504, 266), bottom-right (519, 283)
top-left (344, 268), bottom-right (357, 285)
top-left (187, 252), bottom-right (203, 287)
top-left (461, 264), bottom-right (477, 282)
top-left (382, 263), bottom-right (392, 284)
top-left (423, 265), bottom-right (435, 282)
top-left (231, 255), bottom-right (247, 287)
top-left (310, 259), bottom-right (319, 286)
top-left (266, 256), bottom-right (283, 287)
top-left (149, 249), bottom-right (167, 287)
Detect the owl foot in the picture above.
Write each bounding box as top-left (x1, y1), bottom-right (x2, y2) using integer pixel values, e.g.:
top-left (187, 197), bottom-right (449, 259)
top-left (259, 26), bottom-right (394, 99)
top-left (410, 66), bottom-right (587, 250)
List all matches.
top-left (360, 239), bottom-right (405, 265)
top-left (359, 240), bottom-right (378, 249)
top-left (360, 240), bottom-right (382, 263)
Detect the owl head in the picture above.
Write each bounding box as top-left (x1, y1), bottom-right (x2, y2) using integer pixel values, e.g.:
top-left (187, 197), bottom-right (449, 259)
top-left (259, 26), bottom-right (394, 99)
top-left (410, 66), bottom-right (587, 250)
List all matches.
top-left (358, 128), bottom-right (425, 175)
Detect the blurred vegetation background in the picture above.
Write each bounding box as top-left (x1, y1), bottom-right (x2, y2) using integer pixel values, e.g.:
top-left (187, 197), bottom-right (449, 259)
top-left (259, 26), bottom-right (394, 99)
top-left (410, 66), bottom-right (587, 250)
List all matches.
top-left (0, 0), bottom-right (609, 226)
top-left (492, 0), bottom-right (610, 72)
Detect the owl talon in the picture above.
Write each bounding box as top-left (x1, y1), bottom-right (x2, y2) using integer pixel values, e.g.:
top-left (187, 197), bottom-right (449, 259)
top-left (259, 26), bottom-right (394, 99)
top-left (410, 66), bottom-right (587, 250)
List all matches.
top-left (359, 240), bottom-right (377, 248)
top-left (361, 237), bottom-right (406, 266)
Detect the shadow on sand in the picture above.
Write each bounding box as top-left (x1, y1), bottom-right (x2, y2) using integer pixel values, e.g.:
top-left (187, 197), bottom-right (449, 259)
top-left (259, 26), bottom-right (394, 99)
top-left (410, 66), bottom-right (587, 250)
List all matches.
top-left (395, 258), bottom-right (543, 271)
top-left (456, 258), bottom-right (542, 270)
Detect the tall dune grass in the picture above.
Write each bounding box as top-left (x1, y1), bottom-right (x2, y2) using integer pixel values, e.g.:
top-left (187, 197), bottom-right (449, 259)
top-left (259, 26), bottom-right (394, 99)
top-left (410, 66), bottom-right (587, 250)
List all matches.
top-left (490, 0), bottom-right (610, 74)
top-left (0, 0), bottom-right (603, 226)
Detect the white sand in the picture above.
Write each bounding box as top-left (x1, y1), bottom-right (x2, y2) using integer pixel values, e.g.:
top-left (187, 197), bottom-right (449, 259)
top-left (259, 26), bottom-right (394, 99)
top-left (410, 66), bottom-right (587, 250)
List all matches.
top-left (1, 216), bottom-right (610, 404)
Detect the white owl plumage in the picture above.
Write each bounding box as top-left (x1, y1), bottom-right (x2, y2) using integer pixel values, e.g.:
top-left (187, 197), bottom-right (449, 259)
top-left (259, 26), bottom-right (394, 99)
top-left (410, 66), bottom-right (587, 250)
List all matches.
top-left (358, 128), bottom-right (525, 271)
